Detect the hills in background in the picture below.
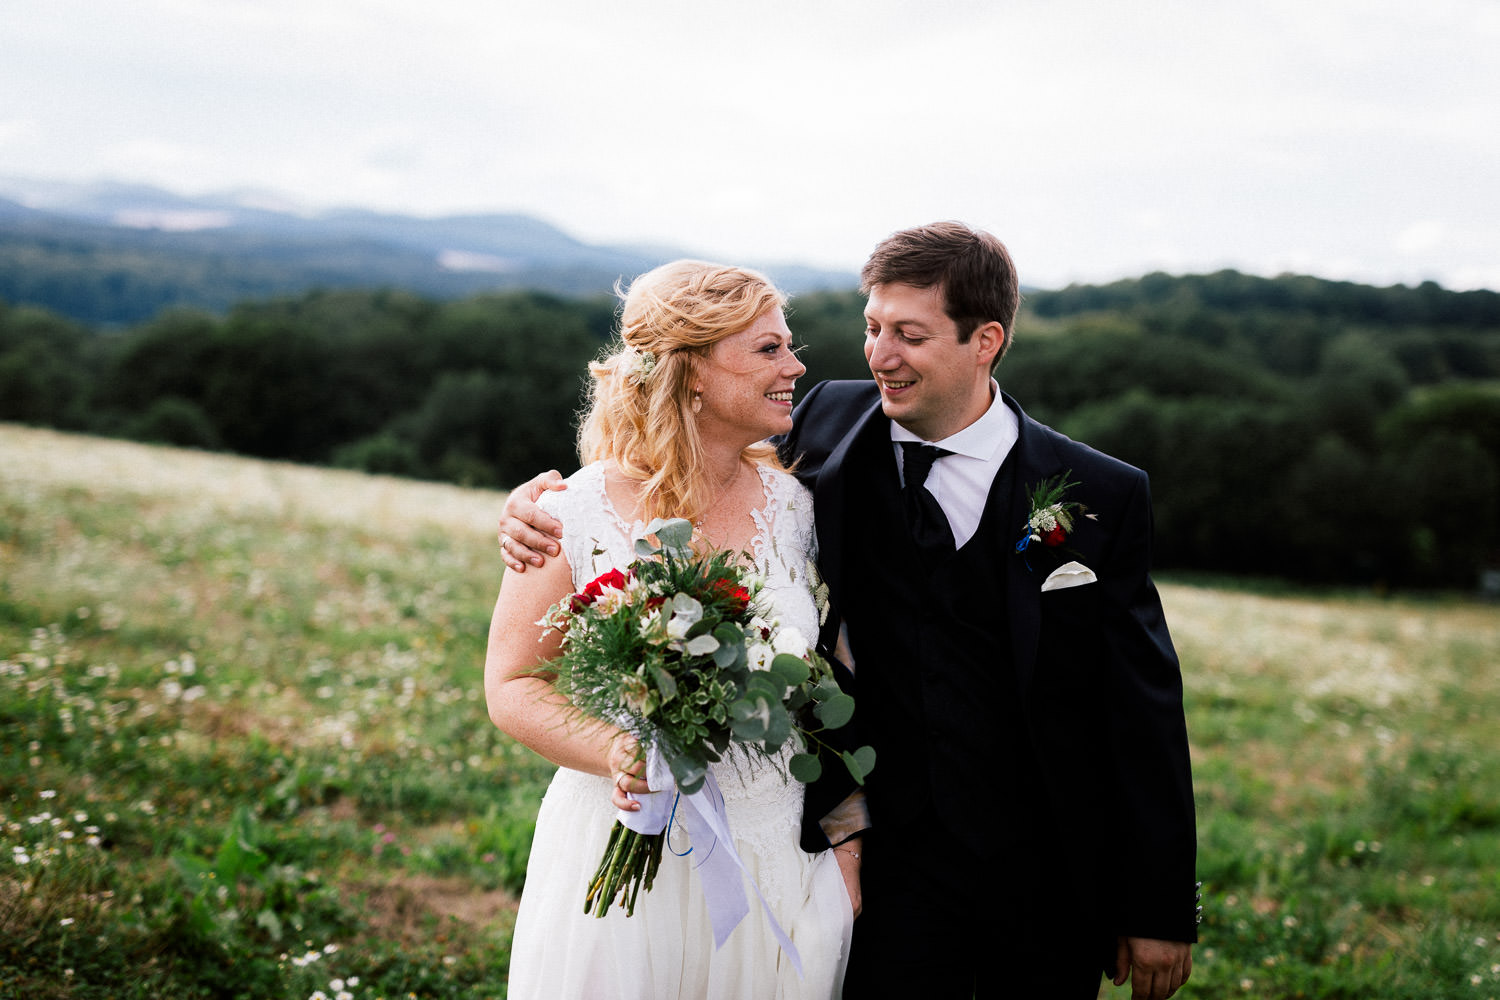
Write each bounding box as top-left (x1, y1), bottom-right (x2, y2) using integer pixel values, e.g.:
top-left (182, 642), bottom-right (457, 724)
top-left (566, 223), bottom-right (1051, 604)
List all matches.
top-left (3, 176), bottom-right (1498, 588)
top-left (0, 177), bottom-right (857, 327)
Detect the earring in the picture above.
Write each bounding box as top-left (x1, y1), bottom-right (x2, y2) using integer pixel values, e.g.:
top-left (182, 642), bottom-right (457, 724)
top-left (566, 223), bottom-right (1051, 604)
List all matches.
top-left (691, 392), bottom-right (702, 414)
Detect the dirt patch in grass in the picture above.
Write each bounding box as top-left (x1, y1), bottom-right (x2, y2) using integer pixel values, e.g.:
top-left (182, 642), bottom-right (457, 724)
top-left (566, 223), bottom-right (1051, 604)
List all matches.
top-left (359, 875), bottom-right (517, 943)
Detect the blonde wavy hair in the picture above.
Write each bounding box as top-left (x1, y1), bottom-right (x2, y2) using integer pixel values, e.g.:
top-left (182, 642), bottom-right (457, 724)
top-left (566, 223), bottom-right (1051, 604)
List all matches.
top-left (578, 259), bottom-right (789, 526)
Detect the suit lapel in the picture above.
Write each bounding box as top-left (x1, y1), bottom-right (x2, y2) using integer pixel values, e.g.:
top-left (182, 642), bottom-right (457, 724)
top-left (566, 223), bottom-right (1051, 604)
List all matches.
top-left (1003, 397), bottom-right (1066, 696)
top-left (814, 397), bottom-right (889, 609)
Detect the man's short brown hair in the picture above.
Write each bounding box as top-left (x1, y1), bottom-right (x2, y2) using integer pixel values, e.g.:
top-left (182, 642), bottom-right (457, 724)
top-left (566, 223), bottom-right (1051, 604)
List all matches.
top-left (860, 221), bottom-right (1021, 364)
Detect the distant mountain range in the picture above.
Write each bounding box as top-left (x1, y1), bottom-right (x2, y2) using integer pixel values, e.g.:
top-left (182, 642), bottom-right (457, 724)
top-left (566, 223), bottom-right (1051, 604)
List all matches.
top-left (0, 178), bottom-right (858, 327)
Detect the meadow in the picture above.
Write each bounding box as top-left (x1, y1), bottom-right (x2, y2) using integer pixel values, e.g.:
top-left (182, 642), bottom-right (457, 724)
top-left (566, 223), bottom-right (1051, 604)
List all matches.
top-left (2, 423), bottom-right (1498, 999)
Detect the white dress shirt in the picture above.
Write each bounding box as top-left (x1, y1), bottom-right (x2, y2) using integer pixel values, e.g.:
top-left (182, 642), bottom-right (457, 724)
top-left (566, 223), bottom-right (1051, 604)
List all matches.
top-left (890, 380), bottom-right (1018, 549)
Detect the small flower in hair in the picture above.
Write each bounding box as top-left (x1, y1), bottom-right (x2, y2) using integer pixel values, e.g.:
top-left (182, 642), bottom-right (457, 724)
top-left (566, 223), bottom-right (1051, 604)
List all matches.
top-left (628, 349), bottom-right (658, 383)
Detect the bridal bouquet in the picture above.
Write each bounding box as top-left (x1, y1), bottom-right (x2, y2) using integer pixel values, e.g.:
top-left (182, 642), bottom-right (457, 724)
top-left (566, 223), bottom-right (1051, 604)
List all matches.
top-left (539, 517), bottom-right (872, 919)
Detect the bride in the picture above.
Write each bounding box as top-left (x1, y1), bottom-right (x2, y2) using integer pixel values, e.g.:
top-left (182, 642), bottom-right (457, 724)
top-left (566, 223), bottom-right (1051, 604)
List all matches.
top-left (483, 260), bottom-right (855, 999)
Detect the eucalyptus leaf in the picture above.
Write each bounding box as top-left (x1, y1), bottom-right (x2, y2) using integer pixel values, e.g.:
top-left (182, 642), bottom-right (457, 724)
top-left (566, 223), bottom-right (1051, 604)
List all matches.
top-left (713, 624), bottom-right (747, 667)
top-left (812, 678), bottom-right (844, 701)
top-left (730, 693), bottom-right (773, 741)
top-left (670, 754), bottom-right (707, 794)
top-left (769, 653), bottom-right (811, 687)
top-left (763, 703), bottom-right (793, 749)
top-left (789, 752), bottom-right (823, 782)
top-left (746, 672), bottom-right (783, 700)
top-left (731, 714), bottom-right (768, 742)
top-left (814, 692), bottom-right (855, 729)
top-left (651, 666), bottom-right (678, 704)
top-left (670, 592), bottom-right (704, 623)
top-left (644, 516), bottom-right (695, 554)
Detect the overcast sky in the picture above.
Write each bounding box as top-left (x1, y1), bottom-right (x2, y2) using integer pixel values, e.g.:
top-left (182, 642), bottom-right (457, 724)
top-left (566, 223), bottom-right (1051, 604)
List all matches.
top-left (3, 0), bottom-right (1496, 290)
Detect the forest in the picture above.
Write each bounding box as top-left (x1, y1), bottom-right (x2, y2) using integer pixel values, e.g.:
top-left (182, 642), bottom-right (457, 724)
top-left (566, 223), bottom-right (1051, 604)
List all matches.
top-left (2, 269), bottom-right (1498, 589)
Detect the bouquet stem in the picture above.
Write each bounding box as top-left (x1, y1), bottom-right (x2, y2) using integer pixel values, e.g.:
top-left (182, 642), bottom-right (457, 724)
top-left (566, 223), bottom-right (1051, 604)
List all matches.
top-left (584, 822), bottom-right (664, 918)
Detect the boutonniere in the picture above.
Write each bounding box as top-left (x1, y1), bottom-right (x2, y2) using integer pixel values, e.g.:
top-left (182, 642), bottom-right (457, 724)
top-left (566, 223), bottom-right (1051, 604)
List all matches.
top-left (1017, 472), bottom-right (1099, 589)
top-left (1016, 472), bottom-right (1090, 552)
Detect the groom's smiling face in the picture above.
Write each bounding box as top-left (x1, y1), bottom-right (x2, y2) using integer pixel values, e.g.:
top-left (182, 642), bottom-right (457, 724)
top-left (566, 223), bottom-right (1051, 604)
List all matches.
top-left (863, 282), bottom-right (1001, 442)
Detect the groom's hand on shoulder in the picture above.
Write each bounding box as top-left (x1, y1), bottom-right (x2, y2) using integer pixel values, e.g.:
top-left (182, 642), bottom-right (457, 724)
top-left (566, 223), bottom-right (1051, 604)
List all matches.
top-left (498, 470), bottom-right (567, 572)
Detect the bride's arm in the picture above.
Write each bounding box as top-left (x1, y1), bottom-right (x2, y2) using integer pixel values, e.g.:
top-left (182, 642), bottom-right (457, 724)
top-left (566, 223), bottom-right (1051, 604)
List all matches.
top-left (484, 552), bottom-right (642, 786)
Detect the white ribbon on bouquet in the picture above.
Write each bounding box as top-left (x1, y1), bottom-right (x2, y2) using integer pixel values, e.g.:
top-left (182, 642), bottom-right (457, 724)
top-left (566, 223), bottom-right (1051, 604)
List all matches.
top-left (618, 746), bottom-right (804, 977)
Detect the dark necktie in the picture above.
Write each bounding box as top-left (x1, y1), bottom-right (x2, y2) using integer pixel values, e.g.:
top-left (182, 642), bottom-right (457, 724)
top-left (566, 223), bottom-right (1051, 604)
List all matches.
top-left (900, 442), bottom-right (955, 552)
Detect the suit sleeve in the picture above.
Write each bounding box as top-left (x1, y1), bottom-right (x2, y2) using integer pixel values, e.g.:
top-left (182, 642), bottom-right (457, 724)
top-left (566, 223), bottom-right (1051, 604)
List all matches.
top-left (1096, 469), bottom-right (1201, 942)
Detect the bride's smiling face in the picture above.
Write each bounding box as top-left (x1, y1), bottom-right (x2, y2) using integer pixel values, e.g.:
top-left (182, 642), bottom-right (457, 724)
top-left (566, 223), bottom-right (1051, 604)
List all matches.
top-left (694, 308), bottom-right (806, 447)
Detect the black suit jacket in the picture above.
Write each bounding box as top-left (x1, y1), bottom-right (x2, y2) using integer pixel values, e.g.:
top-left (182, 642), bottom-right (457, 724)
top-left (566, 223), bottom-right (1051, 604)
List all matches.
top-left (782, 379), bottom-right (1200, 944)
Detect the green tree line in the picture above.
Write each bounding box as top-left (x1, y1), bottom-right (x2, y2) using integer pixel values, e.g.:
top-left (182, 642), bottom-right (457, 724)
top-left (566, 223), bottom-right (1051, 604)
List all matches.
top-left (2, 270), bottom-right (1497, 588)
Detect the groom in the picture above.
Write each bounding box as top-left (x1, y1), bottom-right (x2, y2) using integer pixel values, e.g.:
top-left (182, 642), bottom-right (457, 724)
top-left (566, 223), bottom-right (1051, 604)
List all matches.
top-left (498, 222), bottom-right (1199, 998)
top-left (779, 222), bottom-right (1197, 999)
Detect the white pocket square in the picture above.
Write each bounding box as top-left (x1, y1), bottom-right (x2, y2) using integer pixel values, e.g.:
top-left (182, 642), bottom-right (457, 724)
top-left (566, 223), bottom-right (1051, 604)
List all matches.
top-left (1041, 561), bottom-right (1097, 592)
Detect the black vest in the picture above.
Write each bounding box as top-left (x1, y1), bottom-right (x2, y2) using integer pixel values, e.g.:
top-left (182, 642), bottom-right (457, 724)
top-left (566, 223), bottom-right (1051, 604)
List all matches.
top-left (838, 427), bottom-right (1049, 870)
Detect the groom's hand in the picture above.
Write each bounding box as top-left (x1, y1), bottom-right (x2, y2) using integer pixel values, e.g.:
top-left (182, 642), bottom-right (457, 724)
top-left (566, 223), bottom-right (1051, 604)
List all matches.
top-left (498, 470), bottom-right (567, 571)
top-left (832, 838), bottom-right (863, 919)
top-left (1113, 936), bottom-right (1191, 1000)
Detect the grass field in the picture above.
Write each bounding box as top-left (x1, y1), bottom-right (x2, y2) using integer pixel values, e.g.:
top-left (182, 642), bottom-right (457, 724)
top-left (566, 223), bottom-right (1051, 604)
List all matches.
top-left (3, 424), bottom-right (1498, 999)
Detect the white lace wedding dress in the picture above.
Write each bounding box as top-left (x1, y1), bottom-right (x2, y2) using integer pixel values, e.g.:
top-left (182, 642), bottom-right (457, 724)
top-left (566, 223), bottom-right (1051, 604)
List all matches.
top-left (505, 462), bottom-right (852, 1000)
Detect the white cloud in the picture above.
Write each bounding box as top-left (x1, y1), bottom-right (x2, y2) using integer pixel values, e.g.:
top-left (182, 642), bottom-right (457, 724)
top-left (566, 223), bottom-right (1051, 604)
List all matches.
top-left (1395, 221), bottom-right (1445, 257)
top-left (0, 0), bottom-right (1496, 288)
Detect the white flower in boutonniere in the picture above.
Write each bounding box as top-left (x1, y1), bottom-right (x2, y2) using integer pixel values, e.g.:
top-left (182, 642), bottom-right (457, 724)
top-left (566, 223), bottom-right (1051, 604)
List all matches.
top-left (1015, 471), bottom-right (1095, 554)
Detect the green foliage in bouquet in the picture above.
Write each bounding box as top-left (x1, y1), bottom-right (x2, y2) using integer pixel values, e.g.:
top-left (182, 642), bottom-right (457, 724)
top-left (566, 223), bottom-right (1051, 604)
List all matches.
top-left (539, 516), bottom-right (874, 916)
top-left (543, 517), bottom-right (870, 794)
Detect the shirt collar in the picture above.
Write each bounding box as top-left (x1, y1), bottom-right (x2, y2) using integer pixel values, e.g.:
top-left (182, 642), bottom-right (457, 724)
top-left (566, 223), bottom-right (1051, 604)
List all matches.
top-left (889, 379), bottom-right (1017, 460)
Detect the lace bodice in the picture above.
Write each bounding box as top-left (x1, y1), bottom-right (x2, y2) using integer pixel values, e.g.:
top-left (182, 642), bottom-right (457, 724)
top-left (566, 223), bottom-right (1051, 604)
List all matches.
top-left (537, 462), bottom-right (823, 880)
